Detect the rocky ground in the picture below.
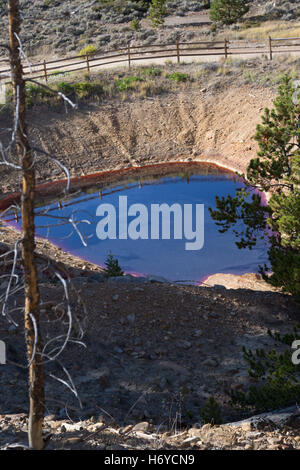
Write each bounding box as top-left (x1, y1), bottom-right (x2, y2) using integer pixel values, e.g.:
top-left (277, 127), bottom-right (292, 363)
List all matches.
top-left (2, 407), bottom-right (300, 450)
top-left (0, 223), bottom-right (300, 449)
top-left (0, 269), bottom-right (300, 450)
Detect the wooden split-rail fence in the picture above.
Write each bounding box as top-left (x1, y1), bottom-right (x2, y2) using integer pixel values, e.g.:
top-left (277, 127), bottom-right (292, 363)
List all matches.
top-left (0, 36), bottom-right (300, 84)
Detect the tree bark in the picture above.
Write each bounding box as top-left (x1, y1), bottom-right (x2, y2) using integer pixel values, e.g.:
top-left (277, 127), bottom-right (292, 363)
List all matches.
top-left (8, 0), bottom-right (45, 450)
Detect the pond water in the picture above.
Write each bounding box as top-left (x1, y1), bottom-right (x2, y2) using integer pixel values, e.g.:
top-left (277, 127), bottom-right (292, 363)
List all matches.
top-left (7, 164), bottom-right (269, 284)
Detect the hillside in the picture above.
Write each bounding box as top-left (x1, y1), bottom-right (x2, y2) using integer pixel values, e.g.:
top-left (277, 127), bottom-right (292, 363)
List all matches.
top-left (0, 1), bottom-right (300, 58)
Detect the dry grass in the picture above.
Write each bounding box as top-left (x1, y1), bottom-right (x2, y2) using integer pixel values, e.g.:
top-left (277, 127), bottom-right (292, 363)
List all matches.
top-left (226, 21), bottom-right (300, 41)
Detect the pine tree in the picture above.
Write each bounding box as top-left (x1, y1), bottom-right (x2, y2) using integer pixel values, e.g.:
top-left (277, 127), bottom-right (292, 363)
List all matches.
top-left (148, 0), bottom-right (167, 28)
top-left (210, 0), bottom-right (249, 25)
top-left (209, 75), bottom-right (300, 301)
top-left (104, 252), bottom-right (124, 278)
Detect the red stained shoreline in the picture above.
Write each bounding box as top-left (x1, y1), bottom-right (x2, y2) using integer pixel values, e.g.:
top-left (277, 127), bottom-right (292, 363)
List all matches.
top-left (0, 161), bottom-right (235, 212)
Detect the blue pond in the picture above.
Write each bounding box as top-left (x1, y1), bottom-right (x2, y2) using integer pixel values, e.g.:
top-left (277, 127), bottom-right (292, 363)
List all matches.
top-left (9, 164), bottom-right (269, 284)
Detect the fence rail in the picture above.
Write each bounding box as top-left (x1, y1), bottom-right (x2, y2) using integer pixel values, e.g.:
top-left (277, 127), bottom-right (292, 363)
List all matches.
top-left (1, 36), bottom-right (300, 84)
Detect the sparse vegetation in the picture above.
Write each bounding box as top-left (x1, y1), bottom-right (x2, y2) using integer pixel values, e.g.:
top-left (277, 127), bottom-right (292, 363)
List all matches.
top-left (8, 55), bottom-right (299, 108)
top-left (24, 79), bottom-right (104, 106)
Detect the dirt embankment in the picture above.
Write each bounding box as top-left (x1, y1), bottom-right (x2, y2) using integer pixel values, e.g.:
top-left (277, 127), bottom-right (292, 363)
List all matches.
top-left (0, 84), bottom-right (275, 195)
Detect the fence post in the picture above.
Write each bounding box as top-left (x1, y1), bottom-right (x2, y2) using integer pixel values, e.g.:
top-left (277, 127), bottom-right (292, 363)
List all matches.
top-left (43, 59), bottom-right (48, 82)
top-left (269, 36), bottom-right (273, 60)
top-left (224, 38), bottom-right (228, 59)
top-left (86, 53), bottom-right (90, 73)
top-left (128, 42), bottom-right (131, 70)
top-left (176, 40), bottom-right (180, 64)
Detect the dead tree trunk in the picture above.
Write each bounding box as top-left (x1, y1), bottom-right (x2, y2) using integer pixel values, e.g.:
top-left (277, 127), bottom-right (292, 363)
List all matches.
top-left (8, 0), bottom-right (45, 450)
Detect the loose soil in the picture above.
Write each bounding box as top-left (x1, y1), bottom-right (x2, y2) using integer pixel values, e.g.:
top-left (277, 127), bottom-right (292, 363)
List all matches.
top-left (0, 84), bottom-right (274, 193)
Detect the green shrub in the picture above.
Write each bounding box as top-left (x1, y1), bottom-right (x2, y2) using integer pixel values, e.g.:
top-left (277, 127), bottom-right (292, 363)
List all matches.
top-left (23, 77), bottom-right (104, 106)
top-left (78, 44), bottom-right (98, 57)
top-left (74, 81), bottom-right (104, 98)
top-left (54, 80), bottom-right (105, 99)
top-left (166, 72), bottom-right (189, 82)
top-left (56, 81), bottom-right (75, 95)
top-left (115, 76), bottom-right (143, 91)
top-left (141, 66), bottom-right (162, 77)
top-left (210, 0), bottom-right (249, 25)
top-left (25, 83), bottom-right (52, 106)
top-left (103, 252), bottom-right (124, 278)
top-left (130, 17), bottom-right (141, 31)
